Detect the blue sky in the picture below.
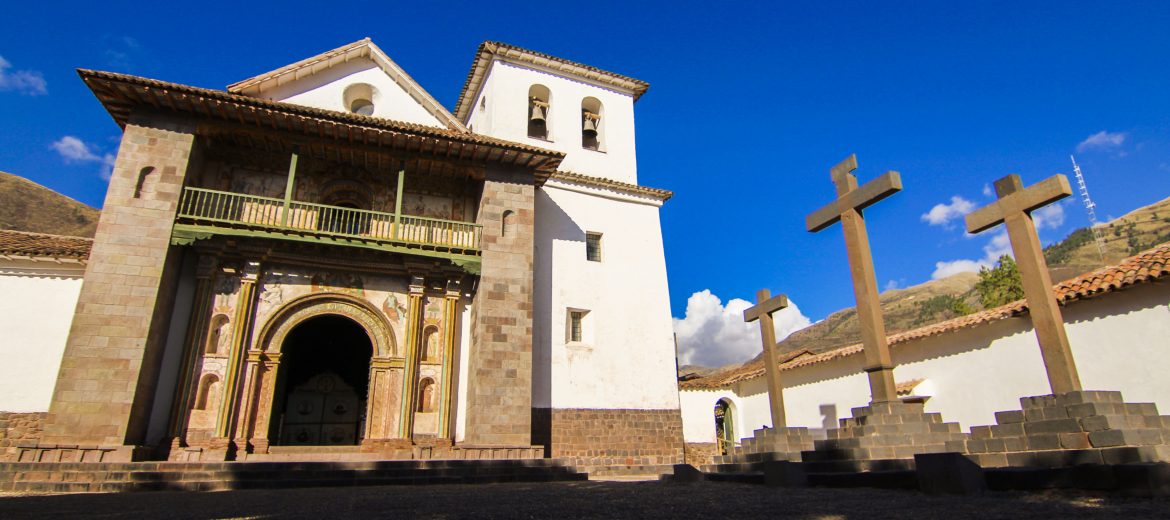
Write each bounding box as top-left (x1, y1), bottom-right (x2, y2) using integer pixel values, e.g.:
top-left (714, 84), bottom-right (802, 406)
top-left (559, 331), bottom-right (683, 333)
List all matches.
top-left (2, 2), bottom-right (1168, 366)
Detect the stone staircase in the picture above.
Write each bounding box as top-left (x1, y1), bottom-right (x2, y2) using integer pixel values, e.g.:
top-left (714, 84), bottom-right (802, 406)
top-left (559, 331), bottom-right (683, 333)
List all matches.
top-left (713, 426), bottom-right (814, 465)
top-left (798, 400), bottom-right (968, 473)
top-left (0, 458), bottom-right (586, 494)
top-left (962, 390), bottom-right (1170, 468)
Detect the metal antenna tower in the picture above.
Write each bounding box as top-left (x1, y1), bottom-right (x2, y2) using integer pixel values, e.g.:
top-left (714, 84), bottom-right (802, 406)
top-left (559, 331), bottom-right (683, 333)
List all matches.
top-left (1071, 155), bottom-right (1106, 260)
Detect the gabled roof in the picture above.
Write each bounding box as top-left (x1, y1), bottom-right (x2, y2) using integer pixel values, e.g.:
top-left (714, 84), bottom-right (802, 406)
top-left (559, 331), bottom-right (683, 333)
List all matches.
top-left (454, 41), bottom-right (651, 122)
top-left (0, 229), bottom-right (92, 262)
top-left (228, 38), bottom-right (467, 132)
top-left (681, 242), bottom-right (1170, 390)
top-left (79, 69), bottom-right (564, 179)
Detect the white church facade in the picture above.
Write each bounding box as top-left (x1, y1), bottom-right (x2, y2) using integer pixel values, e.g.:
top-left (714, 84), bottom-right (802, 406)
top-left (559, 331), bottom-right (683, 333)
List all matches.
top-left (0, 39), bottom-right (683, 467)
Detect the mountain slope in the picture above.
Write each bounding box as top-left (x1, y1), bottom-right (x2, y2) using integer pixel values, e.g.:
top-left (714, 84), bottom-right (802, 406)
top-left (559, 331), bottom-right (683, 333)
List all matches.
top-left (743, 195), bottom-right (1170, 364)
top-left (0, 171), bottom-right (99, 237)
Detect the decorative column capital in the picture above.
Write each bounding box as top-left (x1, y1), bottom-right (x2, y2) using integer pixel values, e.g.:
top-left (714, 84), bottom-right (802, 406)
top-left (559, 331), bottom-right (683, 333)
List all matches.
top-left (240, 261), bottom-right (262, 285)
top-left (409, 275), bottom-right (426, 296)
top-left (445, 278), bottom-right (462, 300)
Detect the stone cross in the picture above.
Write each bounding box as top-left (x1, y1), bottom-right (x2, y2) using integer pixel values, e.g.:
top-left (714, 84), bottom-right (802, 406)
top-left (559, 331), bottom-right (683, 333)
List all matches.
top-left (966, 174), bottom-right (1080, 395)
top-left (806, 154), bottom-right (902, 403)
top-left (743, 289), bottom-right (791, 428)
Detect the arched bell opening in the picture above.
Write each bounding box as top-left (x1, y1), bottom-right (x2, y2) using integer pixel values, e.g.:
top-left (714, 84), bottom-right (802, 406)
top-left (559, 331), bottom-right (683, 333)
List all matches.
top-left (269, 314), bottom-right (373, 446)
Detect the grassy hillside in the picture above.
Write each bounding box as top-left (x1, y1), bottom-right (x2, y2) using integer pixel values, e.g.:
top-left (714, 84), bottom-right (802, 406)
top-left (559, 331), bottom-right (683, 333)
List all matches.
top-left (1045, 196), bottom-right (1170, 282)
top-left (0, 171), bottom-right (99, 237)
top-left (735, 195), bottom-right (1170, 365)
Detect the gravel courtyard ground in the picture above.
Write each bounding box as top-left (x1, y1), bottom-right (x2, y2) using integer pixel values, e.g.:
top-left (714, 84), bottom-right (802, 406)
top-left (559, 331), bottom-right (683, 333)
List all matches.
top-left (1, 480), bottom-right (1168, 519)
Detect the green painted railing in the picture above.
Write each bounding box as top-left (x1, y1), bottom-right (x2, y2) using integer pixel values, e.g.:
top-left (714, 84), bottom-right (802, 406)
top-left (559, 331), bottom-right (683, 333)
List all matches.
top-left (177, 187), bottom-right (481, 252)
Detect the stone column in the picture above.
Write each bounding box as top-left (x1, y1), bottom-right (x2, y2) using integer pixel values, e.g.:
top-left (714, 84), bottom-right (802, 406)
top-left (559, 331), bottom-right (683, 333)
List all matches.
top-left (464, 168), bottom-right (535, 446)
top-left (438, 279), bottom-right (462, 439)
top-left (233, 349), bottom-right (264, 452)
top-left (397, 276), bottom-right (426, 439)
top-left (166, 254), bottom-right (218, 452)
top-left (42, 112), bottom-right (199, 454)
top-left (209, 261), bottom-right (260, 457)
top-left (364, 357), bottom-right (402, 441)
top-left (248, 352), bottom-right (281, 454)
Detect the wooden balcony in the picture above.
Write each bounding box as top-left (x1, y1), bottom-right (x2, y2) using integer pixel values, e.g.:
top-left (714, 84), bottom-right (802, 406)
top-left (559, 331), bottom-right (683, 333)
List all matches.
top-left (172, 187), bottom-right (482, 272)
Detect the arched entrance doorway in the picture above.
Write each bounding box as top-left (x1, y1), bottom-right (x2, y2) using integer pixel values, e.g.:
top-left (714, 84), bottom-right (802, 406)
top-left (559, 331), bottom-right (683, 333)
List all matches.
top-left (714, 399), bottom-right (735, 455)
top-left (271, 314), bottom-right (372, 446)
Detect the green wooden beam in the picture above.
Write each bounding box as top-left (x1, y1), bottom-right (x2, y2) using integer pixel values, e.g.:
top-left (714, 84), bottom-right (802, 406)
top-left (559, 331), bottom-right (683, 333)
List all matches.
top-left (281, 153), bottom-right (299, 227)
top-left (394, 164), bottom-right (405, 239)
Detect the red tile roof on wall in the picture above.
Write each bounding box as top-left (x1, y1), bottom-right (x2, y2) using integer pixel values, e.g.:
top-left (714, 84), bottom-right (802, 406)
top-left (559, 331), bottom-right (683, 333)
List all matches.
top-left (0, 229), bottom-right (92, 261)
top-left (681, 243), bottom-right (1170, 390)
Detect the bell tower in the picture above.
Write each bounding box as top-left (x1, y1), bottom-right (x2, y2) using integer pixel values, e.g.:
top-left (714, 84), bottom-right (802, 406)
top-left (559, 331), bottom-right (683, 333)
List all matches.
top-left (456, 43), bottom-right (648, 185)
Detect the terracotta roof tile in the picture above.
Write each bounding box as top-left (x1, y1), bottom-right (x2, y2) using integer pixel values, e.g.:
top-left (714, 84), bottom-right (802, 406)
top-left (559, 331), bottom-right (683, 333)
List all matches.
top-left (0, 229), bottom-right (92, 261)
top-left (548, 170), bottom-right (673, 201)
top-left (681, 243), bottom-right (1170, 390)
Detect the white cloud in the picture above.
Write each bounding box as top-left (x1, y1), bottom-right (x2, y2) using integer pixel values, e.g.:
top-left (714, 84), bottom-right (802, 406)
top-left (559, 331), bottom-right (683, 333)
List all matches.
top-left (931, 259), bottom-right (986, 279)
top-left (51, 136), bottom-right (116, 180)
top-left (884, 279), bottom-right (903, 291)
top-left (930, 201), bottom-right (1068, 279)
top-left (1076, 131), bottom-right (1126, 153)
top-left (1033, 202), bottom-right (1065, 231)
top-left (0, 55), bottom-right (47, 95)
top-left (921, 196), bottom-right (976, 228)
top-left (982, 184), bottom-right (994, 198)
top-left (673, 290), bottom-right (812, 368)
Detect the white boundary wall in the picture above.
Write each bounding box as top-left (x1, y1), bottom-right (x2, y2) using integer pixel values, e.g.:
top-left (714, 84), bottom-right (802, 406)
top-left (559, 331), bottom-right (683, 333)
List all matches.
top-left (681, 282), bottom-right (1170, 444)
top-left (0, 260), bottom-right (85, 412)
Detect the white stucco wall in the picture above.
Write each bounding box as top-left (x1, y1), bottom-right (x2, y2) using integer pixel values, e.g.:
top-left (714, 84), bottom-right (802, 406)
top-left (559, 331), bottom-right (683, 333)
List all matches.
top-left (0, 260), bottom-right (84, 412)
top-left (260, 58), bottom-right (446, 128)
top-left (680, 282), bottom-right (1170, 444)
top-left (533, 182), bottom-right (679, 411)
top-left (466, 60), bottom-right (640, 185)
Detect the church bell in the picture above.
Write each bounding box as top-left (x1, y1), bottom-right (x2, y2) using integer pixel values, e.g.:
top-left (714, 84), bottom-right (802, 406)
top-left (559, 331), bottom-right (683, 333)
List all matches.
top-left (582, 113), bottom-right (599, 136)
top-left (530, 98), bottom-right (547, 123)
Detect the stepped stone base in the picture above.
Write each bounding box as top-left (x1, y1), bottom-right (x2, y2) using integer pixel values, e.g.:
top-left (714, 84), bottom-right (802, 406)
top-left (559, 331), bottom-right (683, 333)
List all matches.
top-left (962, 390), bottom-right (1170, 468)
top-left (714, 426), bottom-right (814, 464)
top-left (16, 442), bottom-right (545, 464)
top-left (800, 400), bottom-right (968, 471)
top-left (0, 458), bottom-right (586, 494)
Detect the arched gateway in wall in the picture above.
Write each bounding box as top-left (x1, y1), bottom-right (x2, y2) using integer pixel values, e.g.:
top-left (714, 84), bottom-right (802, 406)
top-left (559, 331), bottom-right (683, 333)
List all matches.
top-left (244, 293), bottom-right (403, 452)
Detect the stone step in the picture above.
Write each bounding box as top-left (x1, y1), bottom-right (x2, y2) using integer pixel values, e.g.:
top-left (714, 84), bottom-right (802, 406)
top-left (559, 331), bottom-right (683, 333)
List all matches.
top-left (0, 459), bottom-right (587, 494)
top-left (703, 472), bottom-right (765, 485)
top-left (577, 464), bottom-right (676, 478)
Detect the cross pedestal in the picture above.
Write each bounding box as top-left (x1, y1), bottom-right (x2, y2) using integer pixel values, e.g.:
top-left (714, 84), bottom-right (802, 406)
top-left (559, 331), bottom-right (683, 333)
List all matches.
top-left (959, 174), bottom-right (1170, 468)
top-left (799, 155), bottom-right (967, 471)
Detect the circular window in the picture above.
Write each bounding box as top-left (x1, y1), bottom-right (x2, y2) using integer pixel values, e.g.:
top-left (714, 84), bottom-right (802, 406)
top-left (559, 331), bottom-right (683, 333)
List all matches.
top-left (350, 98), bottom-right (374, 116)
top-left (343, 83), bottom-right (378, 116)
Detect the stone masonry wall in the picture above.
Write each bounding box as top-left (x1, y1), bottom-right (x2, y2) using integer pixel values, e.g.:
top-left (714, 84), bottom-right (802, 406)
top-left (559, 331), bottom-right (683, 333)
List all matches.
top-left (684, 442), bottom-right (719, 467)
top-left (0, 412), bottom-right (47, 461)
top-left (464, 169), bottom-right (536, 446)
top-left (548, 408), bottom-right (684, 468)
top-left (41, 112), bottom-right (197, 449)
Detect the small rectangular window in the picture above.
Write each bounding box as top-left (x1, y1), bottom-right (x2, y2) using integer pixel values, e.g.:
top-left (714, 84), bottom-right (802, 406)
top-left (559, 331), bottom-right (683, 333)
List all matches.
top-left (586, 232), bottom-right (602, 262)
top-left (569, 311), bottom-right (585, 343)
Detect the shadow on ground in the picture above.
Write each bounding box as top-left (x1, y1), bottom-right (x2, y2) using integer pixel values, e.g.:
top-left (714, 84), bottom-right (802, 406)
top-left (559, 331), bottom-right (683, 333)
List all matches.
top-left (1, 480), bottom-right (1168, 519)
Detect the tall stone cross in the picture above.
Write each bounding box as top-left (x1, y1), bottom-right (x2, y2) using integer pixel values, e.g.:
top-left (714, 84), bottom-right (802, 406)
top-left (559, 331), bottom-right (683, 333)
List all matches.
top-left (806, 154), bottom-right (902, 403)
top-left (966, 174), bottom-right (1081, 395)
top-left (743, 289), bottom-right (791, 428)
